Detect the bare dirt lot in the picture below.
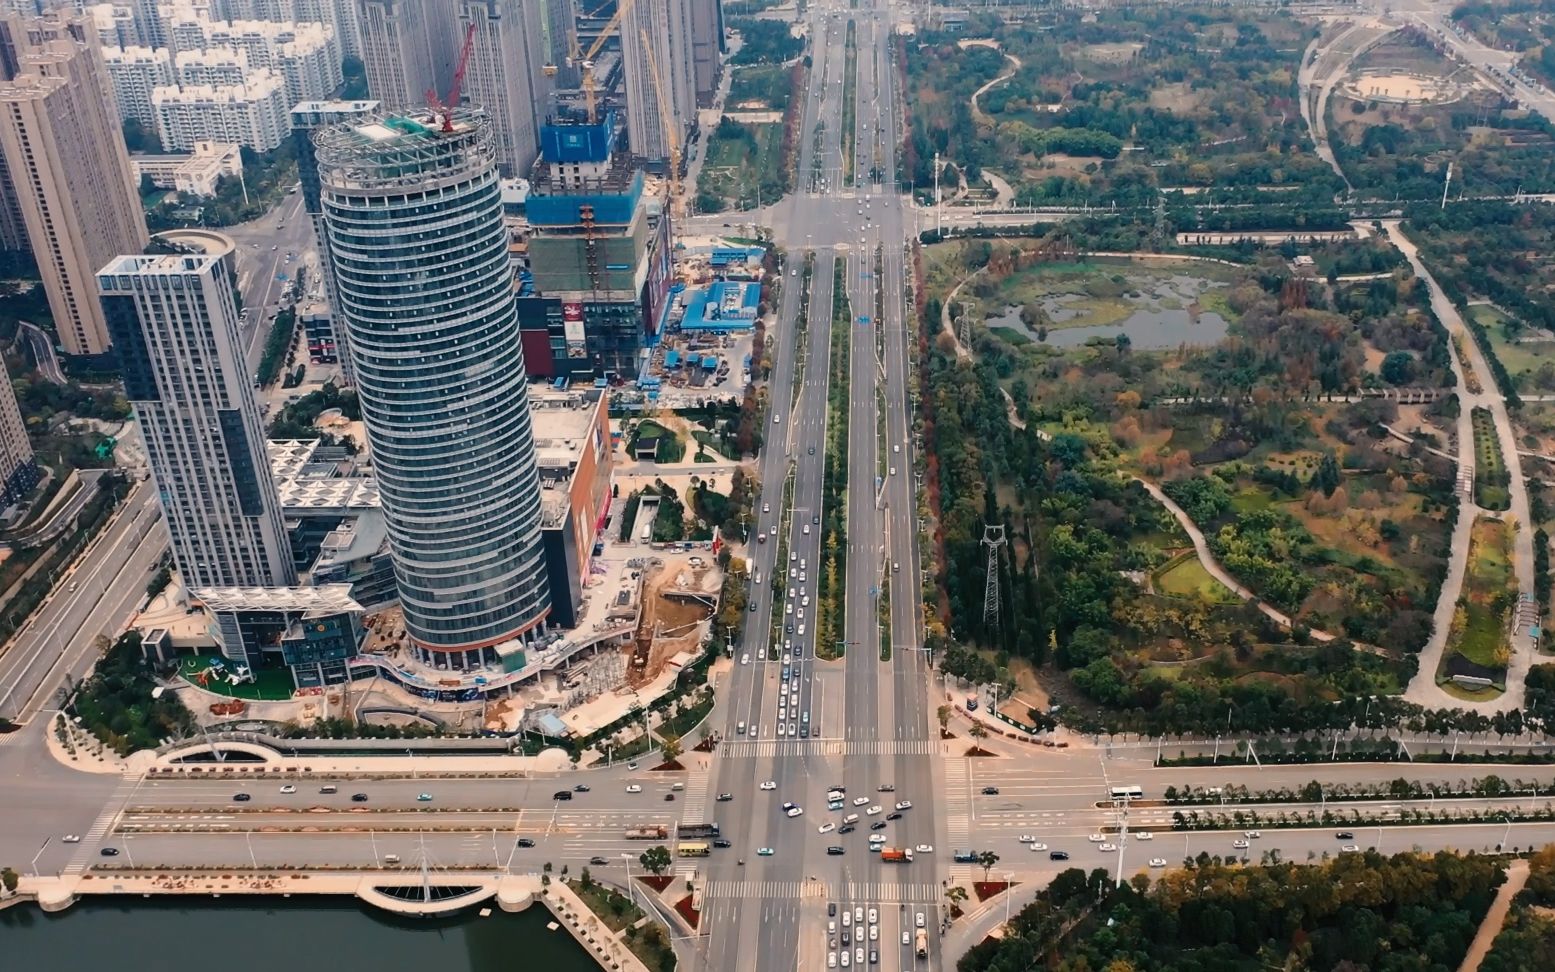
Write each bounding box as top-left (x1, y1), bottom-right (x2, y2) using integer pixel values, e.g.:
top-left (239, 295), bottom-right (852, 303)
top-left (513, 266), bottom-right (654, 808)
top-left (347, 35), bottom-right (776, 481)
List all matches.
top-left (629, 555), bottom-right (719, 687)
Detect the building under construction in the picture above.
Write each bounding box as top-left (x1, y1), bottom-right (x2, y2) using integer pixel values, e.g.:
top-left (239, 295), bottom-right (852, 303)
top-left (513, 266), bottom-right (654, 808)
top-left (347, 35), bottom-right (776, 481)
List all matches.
top-left (517, 108), bottom-right (674, 382)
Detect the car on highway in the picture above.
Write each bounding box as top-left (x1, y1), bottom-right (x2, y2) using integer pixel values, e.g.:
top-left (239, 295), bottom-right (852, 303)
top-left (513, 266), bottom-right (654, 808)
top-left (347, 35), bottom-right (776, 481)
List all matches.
top-left (893, 800), bottom-right (911, 810)
top-left (902, 932), bottom-right (910, 946)
top-left (62, 834), bottom-right (80, 843)
top-left (279, 785), bottom-right (296, 794)
top-left (713, 839), bottom-right (733, 848)
top-left (818, 822), bottom-right (836, 834)
top-left (100, 847), bottom-right (119, 856)
top-left (869, 835), bottom-right (885, 846)
top-left (1341, 844), bottom-right (1360, 853)
top-left (740, 653), bottom-right (750, 664)
top-left (886, 812), bottom-right (902, 821)
top-left (1027, 842), bottom-right (1049, 851)
top-left (233, 793), bottom-right (252, 802)
top-left (865, 805), bottom-right (882, 816)
top-left (1134, 831), bottom-right (1154, 840)
top-left (915, 843), bottom-right (934, 853)
top-left (573, 784), bottom-right (590, 793)
top-left (553, 790), bottom-right (573, 801)
top-left (852, 796), bottom-right (869, 807)
top-left (351, 793), bottom-right (368, 802)
top-left (868, 908), bottom-right (877, 924)
top-left (828, 954), bottom-right (837, 970)
top-left (717, 793), bottom-right (733, 802)
top-left (914, 912), bottom-right (924, 928)
top-left (763, 503), bottom-right (770, 513)
top-left (761, 781), bottom-right (777, 790)
top-left (1018, 834), bottom-right (1037, 843)
top-left (516, 838), bottom-right (536, 848)
top-left (1231, 839), bottom-right (1250, 849)
top-left (981, 786), bottom-right (999, 795)
top-left (1087, 833), bottom-right (1106, 842)
top-left (319, 786), bottom-right (337, 794)
top-left (627, 761), bottom-right (639, 770)
top-left (625, 784), bottom-right (642, 793)
top-left (1336, 831), bottom-right (1354, 839)
top-left (869, 925), bottom-right (878, 942)
top-left (1049, 851), bottom-right (1070, 861)
top-left (758, 847), bottom-right (775, 856)
top-left (840, 952), bottom-right (849, 968)
top-left (877, 785), bottom-right (894, 793)
top-left (1243, 831), bottom-right (1261, 839)
top-left (784, 803), bottom-right (804, 817)
top-left (588, 856), bottom-right (610, 865)
top-left (827, 845), bottom-right (845, 855)
top-left (1099, 843), bottom-right (1118, 852)
top-left (870, 822), bottom-right (887, 831)
top-left (839, 824), bottom-right (856, 834)
top-left (1149, 858), bottom-right (1167, 868)
top-left (664, 793), bottom-right (675, 801)
top-left (416, 793), bottom-right (433, 802)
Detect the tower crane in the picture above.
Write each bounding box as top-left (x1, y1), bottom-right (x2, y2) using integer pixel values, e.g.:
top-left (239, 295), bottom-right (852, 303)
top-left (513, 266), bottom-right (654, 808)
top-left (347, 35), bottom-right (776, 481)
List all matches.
top-left (639, 26), bottom-right (684, 220)
top-left (551, 0), bottom-right (648, 124)
top-left (426, 22), bottom-right (478, 133)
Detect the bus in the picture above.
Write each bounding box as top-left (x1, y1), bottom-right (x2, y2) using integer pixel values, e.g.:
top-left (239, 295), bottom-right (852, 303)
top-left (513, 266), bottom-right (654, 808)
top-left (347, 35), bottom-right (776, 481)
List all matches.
top-left (1109, 785), bottom-right (1144, 801)
top-left (677, 822), bottom-right (720, 840)
top-left (677, 842), bottom-right (711, 857)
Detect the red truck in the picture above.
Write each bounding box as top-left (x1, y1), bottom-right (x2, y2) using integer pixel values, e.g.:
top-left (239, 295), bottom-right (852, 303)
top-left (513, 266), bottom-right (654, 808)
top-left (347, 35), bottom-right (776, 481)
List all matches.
top-left (625, 825), bottom-right (669, 840)
top-left (880, 847), bottom-right (914, 863)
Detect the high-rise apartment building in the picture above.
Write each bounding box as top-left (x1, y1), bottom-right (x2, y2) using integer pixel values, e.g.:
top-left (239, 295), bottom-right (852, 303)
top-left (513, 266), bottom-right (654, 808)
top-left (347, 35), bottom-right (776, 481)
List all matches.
top-left (457, 0), bottom-right (551, 178)
top-left (687, 0), bottom-right (721, 108)
top-left (520, 109), bottom-right (673, 380)
top-left (289, 96), bottom-right (377, 385)
top-left (0, 354), bottom-right (40, 508)
top-left (315, 108), bottom-right (552, 666)
top-left (0, 12), bottom-right (149, 356)
top-left (99, 229), bottom-right (295, 589)
top-left (539, 0), bottom-right (577, 88)
top-left (153, 67), bottom-right (290, 151)
top-left (103, 43), bottom-right (175, 128)
top-left (619, 0), bottom-right (695, 165)
top-left (356, 0), bottom-right (456, 112)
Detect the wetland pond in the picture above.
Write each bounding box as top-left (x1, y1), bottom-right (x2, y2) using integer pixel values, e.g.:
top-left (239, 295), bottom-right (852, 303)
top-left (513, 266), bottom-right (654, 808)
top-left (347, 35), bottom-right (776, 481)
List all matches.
top-left (985, 268), bottom-right (1231, 350)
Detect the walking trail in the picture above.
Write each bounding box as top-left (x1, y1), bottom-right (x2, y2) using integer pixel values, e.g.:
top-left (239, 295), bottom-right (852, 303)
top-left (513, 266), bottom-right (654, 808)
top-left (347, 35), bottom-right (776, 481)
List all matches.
top-left (1457, 859), bottom-right (1529, 972)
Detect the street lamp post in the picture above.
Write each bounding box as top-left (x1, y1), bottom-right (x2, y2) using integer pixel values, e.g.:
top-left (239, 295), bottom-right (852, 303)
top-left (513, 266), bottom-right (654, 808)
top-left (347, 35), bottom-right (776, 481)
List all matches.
top-left (30, 837), bottom-right (51, 877)
top-left (245, 830), bottom-right (258, 870)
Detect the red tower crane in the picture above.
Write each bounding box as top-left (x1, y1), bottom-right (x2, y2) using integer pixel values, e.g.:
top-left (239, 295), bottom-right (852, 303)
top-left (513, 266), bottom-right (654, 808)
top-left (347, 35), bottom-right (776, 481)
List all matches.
top-left (426, 22), bottom-right (478, 133)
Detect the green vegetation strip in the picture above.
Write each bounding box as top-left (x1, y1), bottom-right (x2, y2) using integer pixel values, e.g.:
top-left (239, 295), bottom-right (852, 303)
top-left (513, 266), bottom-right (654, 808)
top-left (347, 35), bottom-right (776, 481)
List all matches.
top-left (767, 466), bottom-right (798, 659)
top-left (1471, 406), bottom-right (1510, 511)
top-left (256, 307), bottom-right (296, 386)
top-left (841, 20), bottom-right (857, 188)
top-left (817, 261), bottom-right (852, 659)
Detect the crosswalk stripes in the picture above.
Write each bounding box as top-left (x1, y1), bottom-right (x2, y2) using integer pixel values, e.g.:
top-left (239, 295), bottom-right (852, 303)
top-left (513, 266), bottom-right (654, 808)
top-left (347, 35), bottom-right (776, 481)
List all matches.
top-left (64, 770), bottom-right (142, 875)
top-left (842, 881), bottom-right (942, 904)
top-left (0, 730), bottom-right (23, 748)
top-left (681, 766), bottom-right (710, 822)
top-left (721, 739), bottom-right (938, 759)
top-left (703, 879), bottom-right (830, 900)
top-left (943, 758), bottom-right (970, 852)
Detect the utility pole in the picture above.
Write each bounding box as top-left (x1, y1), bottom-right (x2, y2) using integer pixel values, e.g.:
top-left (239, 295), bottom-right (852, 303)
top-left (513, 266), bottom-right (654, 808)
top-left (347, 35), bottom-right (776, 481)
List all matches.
top-left (1441, 162), bottom-right (1452, 210)
top-left (933, 151), bottom-right (942, 239)
top-left (981, 525), bottom-right (1006, 629)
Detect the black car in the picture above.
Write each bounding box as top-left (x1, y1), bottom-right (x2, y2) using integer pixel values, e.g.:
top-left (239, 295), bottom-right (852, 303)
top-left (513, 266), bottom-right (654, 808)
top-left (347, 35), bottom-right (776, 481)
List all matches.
top-left (828, 903), bottom-right (837, 917)
top-left (573, 784), bottom-right (591, 793)
top-left (351, 793), bottom-right (369, 802)
top-left (870, 950), bottom-right (878, 966)
top-left (516, 838), bottom-right (536, 848)
top-left (1049, 851), bottom-right (1069, 861)
top-left (808, 446), bottom-right (815, 455)
top-left (839, 824), bottom-right (856, 834)
top-left (870, 821), bottom-right (887, 831)
top-left (553, 790), bottom-right (573, 801)
top-left (981, 786), bottom-right (1000, 795)
top-left (664, 793), bottom-right (675, 801)
top-left (842, 930), bottom-right (851, 946)
top-left (812, 514), bottom-right (819, 525)
top-left (877, 784), bottom-right (895, 792)
top-left (886, 812), bottom-right (902, 821)
top-left (99, 847), bottom-right (119, 857)
top-left (713, 838), bottom-right (733, 849)
top-left (829, 785), bottom-right (846, 793)
top-left (716, 793), bottom-right (734, 802)
top-left (827, 845), bottom-right (845, 855)
top-left (1336, 831), bottom-right (1355, 840)
top-left (589, 856), bottom-right (610, 866)
top-left (233, 793), bottom-right (252, 802)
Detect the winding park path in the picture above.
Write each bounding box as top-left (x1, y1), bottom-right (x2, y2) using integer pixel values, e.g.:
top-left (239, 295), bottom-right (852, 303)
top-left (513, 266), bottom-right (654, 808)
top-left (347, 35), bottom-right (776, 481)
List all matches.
top-left (969, 49), bottom-right (1023, 126)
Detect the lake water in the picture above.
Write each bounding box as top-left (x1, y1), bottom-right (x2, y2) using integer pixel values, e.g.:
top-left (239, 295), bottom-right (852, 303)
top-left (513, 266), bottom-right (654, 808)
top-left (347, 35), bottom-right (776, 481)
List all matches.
top-left (0, 897), bottom-right (603, 972)
top-left (988, 271), bottom-right (1231, 350)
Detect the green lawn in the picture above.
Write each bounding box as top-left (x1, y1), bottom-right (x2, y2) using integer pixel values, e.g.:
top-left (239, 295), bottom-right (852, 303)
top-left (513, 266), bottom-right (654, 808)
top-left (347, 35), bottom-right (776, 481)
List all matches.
top-left (1474, 304), bottom-right (1555, 388)
top-left (178, 655), bottom-right (296, 701)
top-left (697, 121), bottom-right (786, 212)
top-left (1448, 517), bottom-right (1513, 670)
top-left (570, 879), bottom-right (644, 932)
top-left (1155, 554), bottom-right (1239, 603)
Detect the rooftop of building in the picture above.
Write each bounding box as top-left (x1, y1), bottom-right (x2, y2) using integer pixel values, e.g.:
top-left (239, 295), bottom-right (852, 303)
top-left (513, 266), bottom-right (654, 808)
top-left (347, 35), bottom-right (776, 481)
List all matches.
top-left (191, 583), bottom-right (362, 616)
top-left (269, 438), bottom-right (379, 513)
top-left (679, 280), bottom-right (760, 331)
top-left (311, 507), bottom-right (389, 571)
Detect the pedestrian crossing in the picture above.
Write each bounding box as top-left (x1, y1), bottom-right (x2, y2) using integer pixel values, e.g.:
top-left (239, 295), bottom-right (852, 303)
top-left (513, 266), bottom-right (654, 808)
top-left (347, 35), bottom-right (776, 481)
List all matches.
top-left (701, 879), bottom-right (941, 903)
top-left (720, 739), bottom-right (937, 759)
top-left (0, 729), bottom-right (24, 748)
top-left (64, 770), bottom-right (142, 875)
top-left (681, 767), bottom-right (710, 822)
top-left (943, 758), bottom-right (970, 851)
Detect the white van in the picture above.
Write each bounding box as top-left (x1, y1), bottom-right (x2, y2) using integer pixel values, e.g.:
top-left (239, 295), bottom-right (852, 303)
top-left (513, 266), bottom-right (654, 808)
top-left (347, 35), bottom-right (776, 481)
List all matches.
top-left (843, 813), bottom-right (860, 825)
top-left (671, 782), bottom-right (685, 791)
top-left (737, 721), bottom-right (746, 734)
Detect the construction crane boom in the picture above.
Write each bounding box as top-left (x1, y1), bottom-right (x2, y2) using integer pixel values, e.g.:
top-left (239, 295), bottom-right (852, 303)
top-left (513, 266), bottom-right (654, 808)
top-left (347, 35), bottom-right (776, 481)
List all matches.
top-left (638, 26), bottom-right (683, 220)
top-left (566, 0), bottom-right (648, 123)
top-left (426, 22), bottom-right (479, 133)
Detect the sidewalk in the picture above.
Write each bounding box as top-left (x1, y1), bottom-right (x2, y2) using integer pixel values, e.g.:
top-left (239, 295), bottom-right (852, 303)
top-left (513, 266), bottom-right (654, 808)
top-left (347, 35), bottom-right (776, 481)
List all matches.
top-left (547, 877), bottom-right (655, 972)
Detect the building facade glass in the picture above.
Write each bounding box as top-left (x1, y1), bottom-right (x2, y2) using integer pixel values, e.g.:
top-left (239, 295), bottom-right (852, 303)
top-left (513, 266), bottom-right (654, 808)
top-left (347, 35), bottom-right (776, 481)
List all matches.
top-left (315, 110), bottom-right (550, 662)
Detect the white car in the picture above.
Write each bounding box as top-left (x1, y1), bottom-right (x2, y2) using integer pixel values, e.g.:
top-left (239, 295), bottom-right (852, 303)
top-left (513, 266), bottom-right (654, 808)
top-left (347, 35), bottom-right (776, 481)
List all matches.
top-left (853, 796), bottom-right (870, 807)
top-left (1099, 843), bottom-right (1118, 852)
top-left (869, 925), bottom-right (878, 941)
top-left (626, 784), bottom-right (642, 793)
top-left (1087, 834), bottom-right (1106, 843)
top-left (894, 801), bottom-right (912, 810)
top-left (1149, 858), bottom-right (1168, 868)
top-left (778, 723), bottom-right (787, 736)
top-left (915, 843), bottom-right (934, 853)
top-left (763, 503), bottom-right (770, 513)
top-left (62, 834), bottom-right (81, 843)
top-left (1244, 831), bottom-right (1261, 839)
top-left (1028, 842), bottom-right (1048, 852)
top-left (841, 953), bottom-right (850, 968)
top-left (787, 806), bottom-right (804, 817)
top-left (868, 834), bottom-right (886, 844)
top-left (1134, 831), bottom-right (1154, 841)
top-left (868, 908), bottom-right (877, 925)
top-left (829, 953), bottom-right (837, 970)
top-left (741, 653), bottom-right (750, 664)
top-left (818, 823), bottom-right (836, 834)
top-left (1018, 834), bottom-right (1037, 843)
top-left (1340, 844), bottom-right (1360, 853)
top-left (1231, 839), bottom-right (1250, 849)
top-left (280, 784), bottom-right (296, 794)
top-left (760, 781), bottom-right (777, 790)
top-left (865, 805), bottom-right (882, 816)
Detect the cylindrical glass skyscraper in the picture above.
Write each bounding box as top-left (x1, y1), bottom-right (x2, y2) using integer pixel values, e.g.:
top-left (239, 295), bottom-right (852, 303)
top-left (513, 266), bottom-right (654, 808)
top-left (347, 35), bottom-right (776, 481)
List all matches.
top-left (315, 109), bottom-right (550, 667)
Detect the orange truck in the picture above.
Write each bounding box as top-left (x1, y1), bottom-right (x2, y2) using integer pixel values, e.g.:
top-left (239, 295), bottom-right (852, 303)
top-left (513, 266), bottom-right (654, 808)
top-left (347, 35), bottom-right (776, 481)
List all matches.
top-left (879, 847), bottom-right (913, 863)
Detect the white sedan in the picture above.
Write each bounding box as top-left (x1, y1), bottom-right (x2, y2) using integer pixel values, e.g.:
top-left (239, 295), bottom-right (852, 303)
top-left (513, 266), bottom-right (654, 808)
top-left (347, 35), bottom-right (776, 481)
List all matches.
top-left (625, 784), bottom-right (642, 793)
top-left (279, 785), bottom-right (296, 794)
top-left (1148, 858), bottom-right (1168, 868)
top-left (1087, 834), bottom-right (1106, 843)
top-left (1028, 842), bottom-right (1048, 852)
top-left (760, 781), bottom-right (777, 791)
top-left (786, 806), bottom-right (804, 818)
top-left (1017, 834), bottom-right (1038, 843)
top-left (853, 796), bottom-right (870, 806)
top-left (914, 843), bottom-right (934, 853)
top-left (1134, 831), bottom-right (1154, 841)
top-left (1098, 843), bottom-right (1118, 852)
top-left (894, 801), bottom-right (912, 811)
top-left (1232, 839), bottom-right (1250, 849)
top-left (818, 822), bottom-right (836, 834)
top-left (865, 805), bottom-right (882, 816)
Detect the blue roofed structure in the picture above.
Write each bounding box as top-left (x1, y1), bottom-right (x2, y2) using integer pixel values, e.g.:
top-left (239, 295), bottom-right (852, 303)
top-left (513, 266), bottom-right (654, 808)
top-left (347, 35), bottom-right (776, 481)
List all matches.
top-left (678, 280), bottom-right (761, 332)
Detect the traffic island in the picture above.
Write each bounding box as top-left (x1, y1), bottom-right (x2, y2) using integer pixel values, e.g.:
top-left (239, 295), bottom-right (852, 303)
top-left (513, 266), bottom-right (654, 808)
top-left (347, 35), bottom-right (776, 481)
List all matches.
top-left (973, 881), bottom-right (1014, 902)
top-left (673, 893), bottom-right (700, 929)
top-left (639, 875), bottom-right (674, 892)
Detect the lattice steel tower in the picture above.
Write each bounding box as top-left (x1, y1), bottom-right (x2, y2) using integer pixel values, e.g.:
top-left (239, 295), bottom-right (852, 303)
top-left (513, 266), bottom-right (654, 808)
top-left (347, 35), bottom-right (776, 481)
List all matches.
top-left (982, 525), bottom-right (1006, 628)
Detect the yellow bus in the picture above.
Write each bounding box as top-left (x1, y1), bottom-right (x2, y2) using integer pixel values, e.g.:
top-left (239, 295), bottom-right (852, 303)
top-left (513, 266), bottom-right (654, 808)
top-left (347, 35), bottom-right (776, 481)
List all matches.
top-left (677, 842), bottom-right (711, 858)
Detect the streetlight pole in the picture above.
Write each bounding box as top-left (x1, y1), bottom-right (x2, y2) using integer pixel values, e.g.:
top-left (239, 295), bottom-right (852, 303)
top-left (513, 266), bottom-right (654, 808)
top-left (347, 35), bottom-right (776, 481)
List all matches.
top-left (245, 830), bottom-right (257, 870)
top-left (1003, 871), bottom-right (1014, 927)
top-left (30, 837), bottom-right (51, 877)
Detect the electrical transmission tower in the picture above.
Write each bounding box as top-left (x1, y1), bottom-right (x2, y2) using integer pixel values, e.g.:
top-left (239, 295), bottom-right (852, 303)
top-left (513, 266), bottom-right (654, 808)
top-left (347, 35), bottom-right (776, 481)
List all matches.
top-left (981, 525), bottom-right (1007, 629)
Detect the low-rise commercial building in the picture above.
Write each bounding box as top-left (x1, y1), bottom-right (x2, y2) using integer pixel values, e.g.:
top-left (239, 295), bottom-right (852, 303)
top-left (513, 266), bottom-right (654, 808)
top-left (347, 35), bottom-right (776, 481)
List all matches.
top-left (130, 139), bottom-right (242, 196)
top-left (192, 584), bottom-right (366, 689)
